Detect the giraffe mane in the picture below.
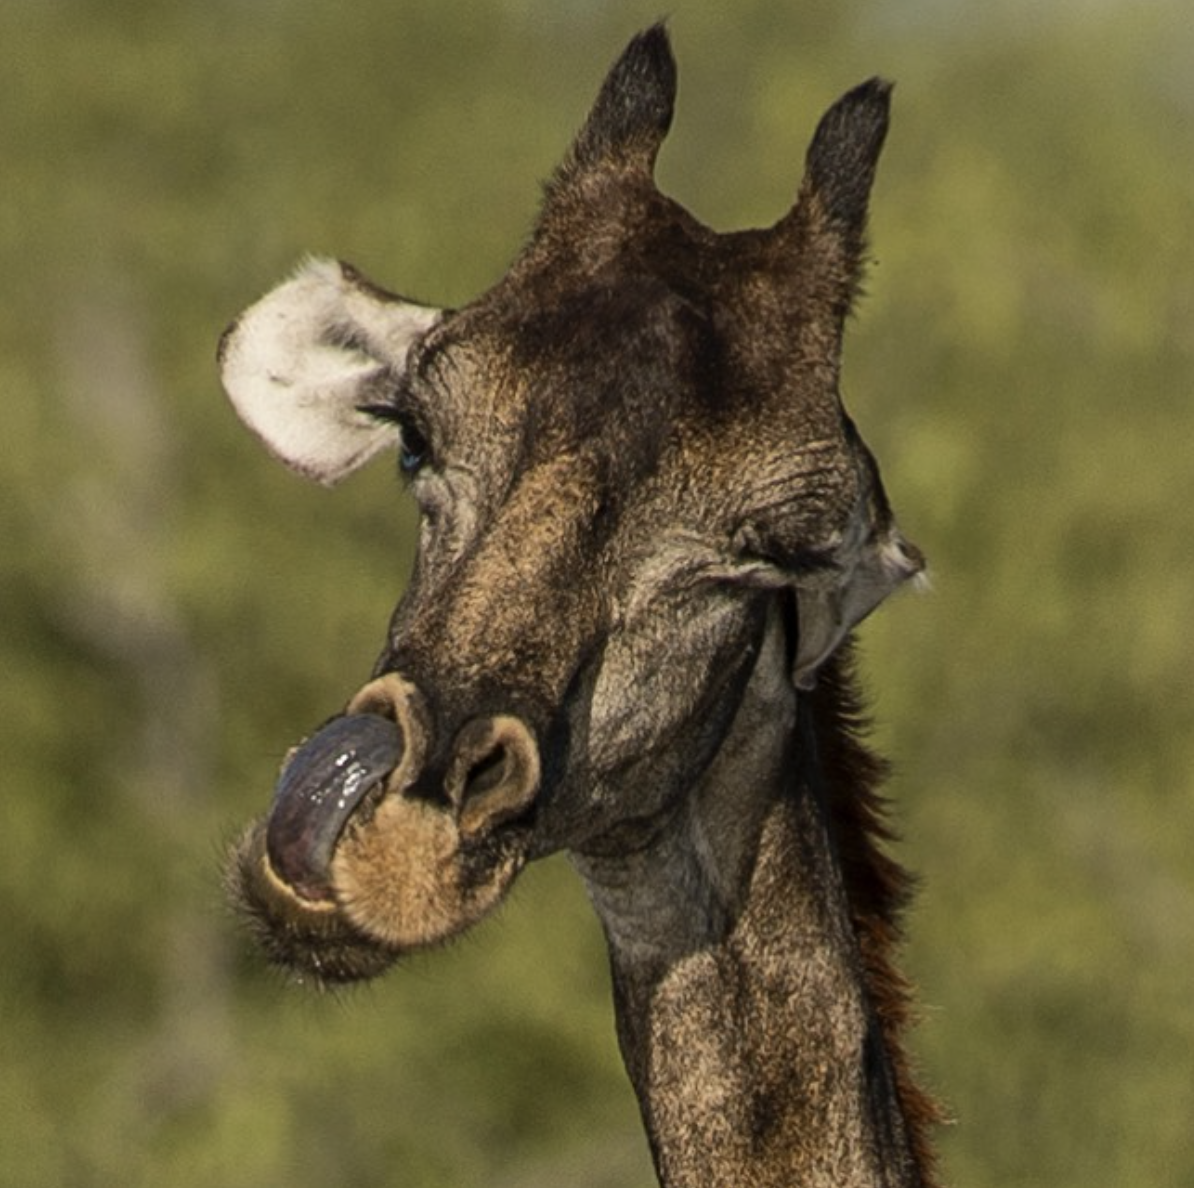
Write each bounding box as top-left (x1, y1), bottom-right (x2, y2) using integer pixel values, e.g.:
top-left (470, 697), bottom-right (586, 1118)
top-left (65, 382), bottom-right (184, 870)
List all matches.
top-left (809, 642), bottom-right (944, 1186)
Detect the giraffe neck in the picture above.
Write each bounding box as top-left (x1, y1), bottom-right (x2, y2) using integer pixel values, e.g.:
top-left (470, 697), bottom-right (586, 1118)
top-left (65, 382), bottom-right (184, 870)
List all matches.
top-left (572, 613), bottom-right (926, 1188)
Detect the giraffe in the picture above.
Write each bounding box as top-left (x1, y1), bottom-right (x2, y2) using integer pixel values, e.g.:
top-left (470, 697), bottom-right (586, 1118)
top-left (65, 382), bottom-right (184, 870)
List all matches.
top-left (219, 26), bottom-right (938, 1186)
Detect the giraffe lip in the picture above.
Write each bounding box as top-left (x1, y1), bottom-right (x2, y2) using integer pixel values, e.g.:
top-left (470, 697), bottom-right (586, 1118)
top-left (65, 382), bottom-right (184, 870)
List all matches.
top-left (265, 713), bottom-right (405, 902)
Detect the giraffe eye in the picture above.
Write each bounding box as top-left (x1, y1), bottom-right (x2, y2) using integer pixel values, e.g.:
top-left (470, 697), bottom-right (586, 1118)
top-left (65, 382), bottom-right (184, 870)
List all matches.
top-left (398, 422), bottom-right (430, 475)
top-left (357, 401), bottom-right (432, 476)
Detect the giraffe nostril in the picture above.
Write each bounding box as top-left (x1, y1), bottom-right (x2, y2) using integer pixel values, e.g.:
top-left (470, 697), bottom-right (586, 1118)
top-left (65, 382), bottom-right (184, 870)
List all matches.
top-left (447, 716), bottom-right (541, 837)
top-left (462, 742), bottom-right (513, 800)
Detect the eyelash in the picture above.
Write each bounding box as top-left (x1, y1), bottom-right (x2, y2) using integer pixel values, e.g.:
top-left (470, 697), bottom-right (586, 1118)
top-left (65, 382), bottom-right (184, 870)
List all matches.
top-left (398, 421), bottom-right (430, 476)
top-left (359, 401), bottom-right (432, 476)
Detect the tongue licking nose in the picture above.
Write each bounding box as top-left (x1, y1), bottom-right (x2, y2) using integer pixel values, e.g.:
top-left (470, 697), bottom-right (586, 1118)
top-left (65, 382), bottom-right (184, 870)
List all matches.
top-left (265, 713), bottom-right (405, 903)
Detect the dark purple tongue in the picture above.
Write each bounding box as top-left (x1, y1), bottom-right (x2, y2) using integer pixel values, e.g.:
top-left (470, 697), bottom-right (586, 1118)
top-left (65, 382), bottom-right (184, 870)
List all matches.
top-left (266, 713), bottom-right (404, 902)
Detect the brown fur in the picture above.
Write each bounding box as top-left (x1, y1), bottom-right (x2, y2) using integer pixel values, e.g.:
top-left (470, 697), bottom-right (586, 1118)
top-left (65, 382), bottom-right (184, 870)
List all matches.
top-left (572, 611), bottom-right (936, 1187)
top-left (332, 787), bottom-right (524, 949)
top-left (220, 24), bottom-right (939, 1186)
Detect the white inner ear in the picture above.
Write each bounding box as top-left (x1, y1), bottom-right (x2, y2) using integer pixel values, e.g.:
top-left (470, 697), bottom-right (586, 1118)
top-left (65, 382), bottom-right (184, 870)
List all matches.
top-left (219, 258), bottom-right (442, 486)
top-left (791, 523), bottom-right (923, 691)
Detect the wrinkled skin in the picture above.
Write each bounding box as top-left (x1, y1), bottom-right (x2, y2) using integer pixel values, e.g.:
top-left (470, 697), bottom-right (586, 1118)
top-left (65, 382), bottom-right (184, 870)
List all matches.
top-left (222, 27), bottom-right (921, 997)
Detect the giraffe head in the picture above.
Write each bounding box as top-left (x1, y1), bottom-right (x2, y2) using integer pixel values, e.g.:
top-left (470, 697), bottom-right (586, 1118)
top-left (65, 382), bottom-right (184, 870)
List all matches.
top-left (220, 26), bottom-right (922, 983)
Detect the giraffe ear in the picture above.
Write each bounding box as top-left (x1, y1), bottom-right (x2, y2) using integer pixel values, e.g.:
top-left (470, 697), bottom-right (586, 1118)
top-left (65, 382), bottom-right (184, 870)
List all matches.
top-left (790, 527), bottom-right (924, 690)
top-left (218, 259), bottom-right (441, 486)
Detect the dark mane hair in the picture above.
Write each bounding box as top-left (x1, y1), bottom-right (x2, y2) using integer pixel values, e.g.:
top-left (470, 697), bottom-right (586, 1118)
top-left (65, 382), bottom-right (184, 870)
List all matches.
top-left (810, 642), bottom-right (943, 1185)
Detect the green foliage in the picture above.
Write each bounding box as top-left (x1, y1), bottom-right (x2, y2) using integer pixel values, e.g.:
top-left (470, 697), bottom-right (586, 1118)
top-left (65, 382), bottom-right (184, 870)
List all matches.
top-left (2, 1), bottom-right (1190, 1185)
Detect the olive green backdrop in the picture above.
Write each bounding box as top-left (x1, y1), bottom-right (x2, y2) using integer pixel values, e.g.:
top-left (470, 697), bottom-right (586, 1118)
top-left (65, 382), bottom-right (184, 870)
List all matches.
top-left (2, 1), bottom-right (1191, 1185)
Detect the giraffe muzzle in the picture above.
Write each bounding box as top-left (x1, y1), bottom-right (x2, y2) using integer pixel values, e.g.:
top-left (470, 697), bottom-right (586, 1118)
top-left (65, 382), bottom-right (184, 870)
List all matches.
top-left (254, 673), bottom-right (540, 941)
top-left (265, 712), bottom-right (405, 903)
top-left (231, 672), bottom-right (541, 982)
top-left (259, 674), bottom-right (430, 905)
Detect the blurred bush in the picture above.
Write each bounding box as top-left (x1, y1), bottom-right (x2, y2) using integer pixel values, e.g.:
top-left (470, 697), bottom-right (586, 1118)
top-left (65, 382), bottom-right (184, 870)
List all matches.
top-left (1, 1), bottom-right (1190, 1185)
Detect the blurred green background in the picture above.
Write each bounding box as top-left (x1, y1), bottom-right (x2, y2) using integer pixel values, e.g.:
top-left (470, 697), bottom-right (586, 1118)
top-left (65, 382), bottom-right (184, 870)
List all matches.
top-left (2, 1), bottom-right (1191, 1185)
